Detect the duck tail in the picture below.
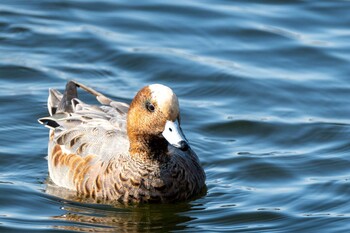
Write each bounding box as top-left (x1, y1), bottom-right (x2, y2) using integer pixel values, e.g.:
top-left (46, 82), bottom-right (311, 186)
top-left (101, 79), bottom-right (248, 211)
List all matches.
top-left (39, 81), bottom-right (78, 129)
top-left (55, 80), bottom-right (78, 114)
top-left (47, 88), bottom-right (62, 116)
top-left (46, 81), bottom-right (78, 116)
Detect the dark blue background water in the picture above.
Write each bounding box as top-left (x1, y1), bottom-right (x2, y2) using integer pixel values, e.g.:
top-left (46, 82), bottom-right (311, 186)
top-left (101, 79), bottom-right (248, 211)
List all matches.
top-left (1, 0), bottom-right (350, 232)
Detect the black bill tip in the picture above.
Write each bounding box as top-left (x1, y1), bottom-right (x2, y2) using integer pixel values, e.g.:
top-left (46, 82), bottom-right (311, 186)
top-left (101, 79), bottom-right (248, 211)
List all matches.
top-left (179, 140), bottom-right (189, 151)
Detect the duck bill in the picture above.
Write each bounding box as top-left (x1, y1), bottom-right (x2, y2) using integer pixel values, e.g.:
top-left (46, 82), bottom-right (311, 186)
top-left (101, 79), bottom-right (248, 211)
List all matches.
top-left (162, 120), bottom-right (189, 151)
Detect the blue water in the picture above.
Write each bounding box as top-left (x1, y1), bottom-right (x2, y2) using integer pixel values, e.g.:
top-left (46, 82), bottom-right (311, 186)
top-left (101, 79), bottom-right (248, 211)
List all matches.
top-left (1, 0), bottom-right (350, 232)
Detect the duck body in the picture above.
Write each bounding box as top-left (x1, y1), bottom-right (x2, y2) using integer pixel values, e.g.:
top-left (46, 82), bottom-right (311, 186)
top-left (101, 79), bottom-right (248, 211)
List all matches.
top-left (39, 81), bottom-right (206, 203)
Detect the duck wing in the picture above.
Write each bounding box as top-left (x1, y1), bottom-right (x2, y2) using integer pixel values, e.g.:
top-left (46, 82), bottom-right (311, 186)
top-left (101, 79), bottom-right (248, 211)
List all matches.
top-left (38, 81), bottom-right (130, 161)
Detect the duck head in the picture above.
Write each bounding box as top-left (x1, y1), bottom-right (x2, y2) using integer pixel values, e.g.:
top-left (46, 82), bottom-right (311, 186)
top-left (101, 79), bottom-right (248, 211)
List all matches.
top-left (127, 84), bottom-right (189, 158)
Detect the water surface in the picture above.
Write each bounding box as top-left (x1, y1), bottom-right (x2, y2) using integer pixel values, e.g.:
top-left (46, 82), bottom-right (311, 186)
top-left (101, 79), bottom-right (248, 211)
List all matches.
top-left (1, 0), bottom-right (350, 232)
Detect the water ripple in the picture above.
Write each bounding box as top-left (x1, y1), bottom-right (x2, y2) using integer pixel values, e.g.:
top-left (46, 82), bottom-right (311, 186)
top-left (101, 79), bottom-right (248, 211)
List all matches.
top-left (1, 0), bottom-right (350, 232)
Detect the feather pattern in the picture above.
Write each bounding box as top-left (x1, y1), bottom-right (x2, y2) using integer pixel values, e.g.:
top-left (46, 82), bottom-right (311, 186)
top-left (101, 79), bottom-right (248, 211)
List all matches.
top-left (38, 81), bottom-right (206, 203)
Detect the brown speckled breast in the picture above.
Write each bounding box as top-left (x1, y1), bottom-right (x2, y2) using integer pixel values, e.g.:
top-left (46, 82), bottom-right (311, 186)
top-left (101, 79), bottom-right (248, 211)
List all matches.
top-left (48, 142), bottom-right (205, 203)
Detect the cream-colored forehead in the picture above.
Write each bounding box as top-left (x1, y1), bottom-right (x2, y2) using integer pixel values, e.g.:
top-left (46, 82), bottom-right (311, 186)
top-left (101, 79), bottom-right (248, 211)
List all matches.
top-left (149, 84), bottom-right (179, 119)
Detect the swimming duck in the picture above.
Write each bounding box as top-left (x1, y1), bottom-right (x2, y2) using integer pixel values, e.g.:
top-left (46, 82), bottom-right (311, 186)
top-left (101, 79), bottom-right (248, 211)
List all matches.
top-left (38, 81), bottom-right (206, 203)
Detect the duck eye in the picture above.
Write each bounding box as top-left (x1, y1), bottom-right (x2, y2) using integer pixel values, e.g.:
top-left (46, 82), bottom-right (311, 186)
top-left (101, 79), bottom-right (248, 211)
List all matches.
top-left (146, 102), bottom-right (155, 112)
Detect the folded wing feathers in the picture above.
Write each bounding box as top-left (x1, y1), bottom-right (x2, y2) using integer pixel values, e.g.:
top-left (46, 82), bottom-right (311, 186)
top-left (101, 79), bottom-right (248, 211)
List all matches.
top-left (39, 82), bottom-right (130, 160)
top-left (39, 82), bottom-right (130, 130)
top-left (48, 88), bottom-right (63, 116)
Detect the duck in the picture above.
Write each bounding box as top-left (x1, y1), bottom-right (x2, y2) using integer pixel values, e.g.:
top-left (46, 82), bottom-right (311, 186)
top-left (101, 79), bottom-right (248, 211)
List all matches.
top-left (38, 81), bottom-right (206, 203)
